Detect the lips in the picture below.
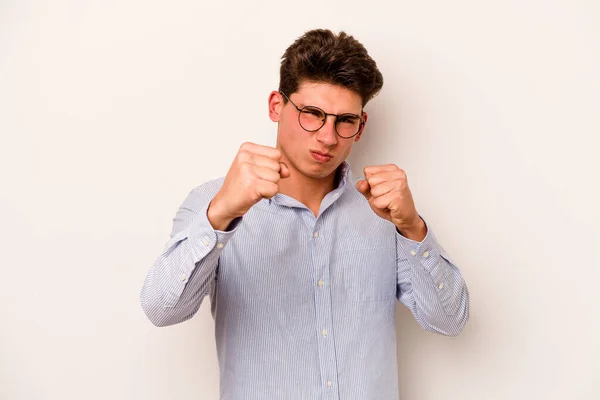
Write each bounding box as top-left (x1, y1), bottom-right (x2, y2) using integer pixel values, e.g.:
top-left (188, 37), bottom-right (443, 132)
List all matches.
top-left (310, 150), bottom-right (332, 162)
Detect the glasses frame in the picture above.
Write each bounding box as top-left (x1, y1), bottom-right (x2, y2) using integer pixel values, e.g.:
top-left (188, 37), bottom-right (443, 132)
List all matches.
top-left (280, 91), bottom-right (364, 139)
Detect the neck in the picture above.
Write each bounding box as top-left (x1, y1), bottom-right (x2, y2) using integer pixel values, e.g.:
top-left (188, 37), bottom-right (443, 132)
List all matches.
top-left (277, 163), bottom-right (342, 214)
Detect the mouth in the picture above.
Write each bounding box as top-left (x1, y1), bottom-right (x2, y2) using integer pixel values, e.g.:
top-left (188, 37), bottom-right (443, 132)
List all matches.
top-left (310, 150), bottom-right (333, 163)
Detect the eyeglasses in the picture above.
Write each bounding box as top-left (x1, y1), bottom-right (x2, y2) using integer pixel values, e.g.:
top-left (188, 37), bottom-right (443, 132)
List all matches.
top-left (280, 91), bottom-right (364, 139)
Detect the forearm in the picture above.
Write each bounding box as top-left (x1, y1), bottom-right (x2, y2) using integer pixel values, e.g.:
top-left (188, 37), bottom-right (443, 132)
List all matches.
top-left (140, 223), bottom-right (223, 327)
top-left (396, 220), bottom-right (469, 336)
top-left (140, 184), bottom-right (239, 327)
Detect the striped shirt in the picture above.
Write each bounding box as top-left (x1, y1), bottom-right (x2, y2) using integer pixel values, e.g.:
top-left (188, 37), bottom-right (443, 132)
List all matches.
top-left (140, 161), bottom-right (469, 400)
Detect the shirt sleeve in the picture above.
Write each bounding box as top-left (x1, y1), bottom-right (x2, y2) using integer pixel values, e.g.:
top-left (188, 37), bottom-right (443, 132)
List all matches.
top-left (396, 217), bottom-right (469, 336)
top-left (140, 184), bottom-right (241, 327)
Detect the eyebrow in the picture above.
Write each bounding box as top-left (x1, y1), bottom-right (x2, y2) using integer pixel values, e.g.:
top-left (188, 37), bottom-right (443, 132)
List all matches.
top-left (283, 91), bottom-right (362, 116)
top-left (298, 102), bottom-right (362, 116)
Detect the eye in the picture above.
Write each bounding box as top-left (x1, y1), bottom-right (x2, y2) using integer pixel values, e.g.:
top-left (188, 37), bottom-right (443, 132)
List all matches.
top-left (338, 115), bottom-right (359, 124)
top-left (302, 107), bottom-right (324, 118)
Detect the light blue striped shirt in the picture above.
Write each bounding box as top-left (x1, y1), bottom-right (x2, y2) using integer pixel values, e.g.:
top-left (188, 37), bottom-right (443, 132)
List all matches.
top-left (140, 162), bottom-right (469, 400)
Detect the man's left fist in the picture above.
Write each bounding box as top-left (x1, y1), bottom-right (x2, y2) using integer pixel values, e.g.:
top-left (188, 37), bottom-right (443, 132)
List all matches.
top-left (356, 164), bottom-right (427, 241)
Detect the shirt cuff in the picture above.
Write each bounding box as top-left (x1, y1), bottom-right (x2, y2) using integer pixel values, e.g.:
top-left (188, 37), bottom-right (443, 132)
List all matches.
top-left (396, 217), bottom-right (463, 315)
top-left (396, 217), bottom-right (451, 274)
top-left (187, 204), bottom-right (241, 260)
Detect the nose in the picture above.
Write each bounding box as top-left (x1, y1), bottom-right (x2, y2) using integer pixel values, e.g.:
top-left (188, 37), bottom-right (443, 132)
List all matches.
top-left (315, 116), bottom-right (338, 147)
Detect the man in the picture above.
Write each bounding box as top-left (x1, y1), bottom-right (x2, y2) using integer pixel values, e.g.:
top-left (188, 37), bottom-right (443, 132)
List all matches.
top-left (141, 29), bottom-right (469, 399)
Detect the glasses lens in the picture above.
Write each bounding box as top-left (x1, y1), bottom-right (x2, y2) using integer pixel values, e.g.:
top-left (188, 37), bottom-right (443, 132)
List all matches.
top-left (299, 107), bottom-right (326, 131)
top-left (336, 114), bottom-right (362, 138)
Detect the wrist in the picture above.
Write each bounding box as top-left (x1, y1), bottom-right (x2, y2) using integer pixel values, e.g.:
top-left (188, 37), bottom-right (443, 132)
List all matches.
top-left (396, 215), bottom-right (427, 242)
top-left (207, 196), bottom-right (238, 231)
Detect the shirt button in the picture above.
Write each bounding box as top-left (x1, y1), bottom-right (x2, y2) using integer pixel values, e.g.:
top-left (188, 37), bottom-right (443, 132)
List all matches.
top-left (438, 282), bottom-right (444, 290)
top-left (410, 249), bottom-right (417, 256)
top-left (179, 274), bottom-right (187, 282)
top-left (216, 243), bottom-right (224, 249)
top-left (321, 329), bottom-right (327, 336)
top-left (317, 280), bottom-right (325, 287)
top-left (327, 380), bottom-right (333, 388)
top-left (201, 236), bottom-right (210, 246)
top-left (313, 231), bottom-right (319, 238)
top-left (422, 251), bottom-right (430, 258)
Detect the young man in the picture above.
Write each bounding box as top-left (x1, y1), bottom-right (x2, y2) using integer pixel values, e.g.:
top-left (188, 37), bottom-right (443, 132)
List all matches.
top-left (141, 29), bottom-right (469, 399)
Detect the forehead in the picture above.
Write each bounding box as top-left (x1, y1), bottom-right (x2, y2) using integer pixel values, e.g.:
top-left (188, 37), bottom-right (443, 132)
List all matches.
top-left (294, 80), bottom-right (363, 114)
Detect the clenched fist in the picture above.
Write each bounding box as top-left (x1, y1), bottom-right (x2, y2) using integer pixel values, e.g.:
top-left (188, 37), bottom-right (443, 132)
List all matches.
top-left (356, 164), bottom-right (427, 241)
top-left (208, 142), bottom-right (290, 230)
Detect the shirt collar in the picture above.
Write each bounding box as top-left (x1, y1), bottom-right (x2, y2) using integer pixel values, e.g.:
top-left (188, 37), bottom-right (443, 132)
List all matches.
top-left (336, 160), bottom-right (351, 190)
top-left (267, 161), bottom-right (353, 207)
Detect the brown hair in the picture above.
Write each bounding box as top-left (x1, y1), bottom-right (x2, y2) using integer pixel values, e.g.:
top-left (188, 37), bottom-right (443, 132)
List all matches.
top-left (279, 29), bottom-right (384, 107)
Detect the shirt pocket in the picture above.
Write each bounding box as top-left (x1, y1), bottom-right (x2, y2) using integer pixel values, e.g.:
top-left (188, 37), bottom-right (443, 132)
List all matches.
top-left (335, 235), bottom-right (397, 302)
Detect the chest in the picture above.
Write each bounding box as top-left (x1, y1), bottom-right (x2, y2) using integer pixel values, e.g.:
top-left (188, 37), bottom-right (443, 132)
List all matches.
top-left (217, 199), bottom-right (398, 304)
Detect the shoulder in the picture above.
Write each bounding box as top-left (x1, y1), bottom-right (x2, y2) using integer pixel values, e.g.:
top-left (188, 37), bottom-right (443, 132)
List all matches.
top-left (182, 176), bottom-right (225, 206)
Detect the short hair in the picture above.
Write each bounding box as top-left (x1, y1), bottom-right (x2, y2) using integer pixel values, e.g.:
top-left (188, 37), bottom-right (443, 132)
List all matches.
top-left (279, 29), bottom-right (384, 107)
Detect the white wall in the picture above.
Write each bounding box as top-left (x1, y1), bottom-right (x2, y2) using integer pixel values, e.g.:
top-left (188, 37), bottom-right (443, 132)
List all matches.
top-left (1, 1), bottom-right (599, 399)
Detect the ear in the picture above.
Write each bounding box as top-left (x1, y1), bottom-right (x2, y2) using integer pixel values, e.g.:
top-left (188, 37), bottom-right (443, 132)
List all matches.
top-left (268, 91), bottom-right (284, 122)
top-left (354, 112), bottom-right (368, 142)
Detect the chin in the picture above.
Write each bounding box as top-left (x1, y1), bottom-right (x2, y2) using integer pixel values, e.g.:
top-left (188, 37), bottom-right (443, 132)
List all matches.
top-left (303, 162), bottom-right (339, 179)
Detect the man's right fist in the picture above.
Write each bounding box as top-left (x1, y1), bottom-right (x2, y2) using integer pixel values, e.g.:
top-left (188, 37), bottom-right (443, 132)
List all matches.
top-left (207, 142), bottom-right (290, 230)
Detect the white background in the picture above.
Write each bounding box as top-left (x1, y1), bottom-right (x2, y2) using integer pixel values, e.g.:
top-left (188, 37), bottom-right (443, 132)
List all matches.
top-left (1, 1), bottom-right (599, 399)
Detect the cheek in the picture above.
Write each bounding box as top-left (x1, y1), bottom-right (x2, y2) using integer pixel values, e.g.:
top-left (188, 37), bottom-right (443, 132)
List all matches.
top-left (338, 141), bottom-right (355, 158)
top-left (279, 124), bottom-right (307, 154)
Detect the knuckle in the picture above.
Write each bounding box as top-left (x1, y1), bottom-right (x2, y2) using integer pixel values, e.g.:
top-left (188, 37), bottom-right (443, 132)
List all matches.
top-left (270, 160), bottom-right (281, 171)
top-left (237, 150), bottom-right (249, 161)
top-left (240, 142), bottom-right (253, 151)
top-left (238, 151), bottom-right (257, 167)
top-left (240, 162), bottom-right (253, 174)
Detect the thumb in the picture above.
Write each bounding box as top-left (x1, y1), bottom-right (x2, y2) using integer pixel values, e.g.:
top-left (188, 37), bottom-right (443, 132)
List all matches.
top-left (356, 179), bottom-right (372, 200)
top-left (279, 162), bottom-right (290, 179)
